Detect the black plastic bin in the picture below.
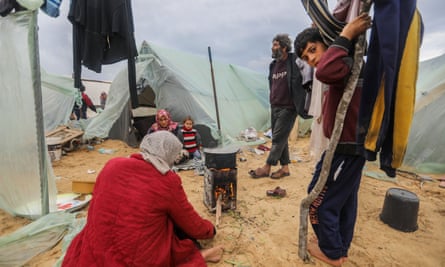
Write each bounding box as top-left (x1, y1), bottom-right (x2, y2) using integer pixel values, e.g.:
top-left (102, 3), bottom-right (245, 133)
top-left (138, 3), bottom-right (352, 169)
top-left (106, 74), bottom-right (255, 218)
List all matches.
top-left (380, 188), bottom-right (419, 232)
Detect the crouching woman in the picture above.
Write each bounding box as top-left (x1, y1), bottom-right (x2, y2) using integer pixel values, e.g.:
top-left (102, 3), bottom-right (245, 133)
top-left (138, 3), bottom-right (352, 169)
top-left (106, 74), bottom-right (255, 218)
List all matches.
top-left (62, 131), bottom-right (223, 267)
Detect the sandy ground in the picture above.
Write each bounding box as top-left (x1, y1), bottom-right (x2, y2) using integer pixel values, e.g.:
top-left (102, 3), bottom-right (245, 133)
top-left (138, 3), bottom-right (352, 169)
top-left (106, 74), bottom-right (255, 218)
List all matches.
top-left (1, 136), bottom-right (445, 267)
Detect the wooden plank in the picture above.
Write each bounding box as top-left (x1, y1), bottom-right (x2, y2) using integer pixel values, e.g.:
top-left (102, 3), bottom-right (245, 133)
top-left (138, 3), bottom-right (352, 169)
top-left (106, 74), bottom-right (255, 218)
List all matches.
top-left (46, 126), bottom-right (83, 144)
top-left (72, 180), bottom-right (95, 194)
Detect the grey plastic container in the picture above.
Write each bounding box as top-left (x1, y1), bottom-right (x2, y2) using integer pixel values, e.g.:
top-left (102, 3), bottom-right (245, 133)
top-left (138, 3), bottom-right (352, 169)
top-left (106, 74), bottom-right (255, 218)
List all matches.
top-left (380, 188), bottom-right (419, 232)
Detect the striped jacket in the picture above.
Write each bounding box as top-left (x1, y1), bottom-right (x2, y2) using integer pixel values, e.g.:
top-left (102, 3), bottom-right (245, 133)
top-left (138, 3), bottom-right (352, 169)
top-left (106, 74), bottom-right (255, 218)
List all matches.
top-left (177, 127), bottom-right (201, 153)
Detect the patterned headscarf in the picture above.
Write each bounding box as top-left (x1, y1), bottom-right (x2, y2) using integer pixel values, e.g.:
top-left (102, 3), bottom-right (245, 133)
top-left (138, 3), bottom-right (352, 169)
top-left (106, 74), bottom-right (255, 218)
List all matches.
top-left (151, 109), bottom-right (178, 132)
top-left (139, 131), bottom-right (182, 174)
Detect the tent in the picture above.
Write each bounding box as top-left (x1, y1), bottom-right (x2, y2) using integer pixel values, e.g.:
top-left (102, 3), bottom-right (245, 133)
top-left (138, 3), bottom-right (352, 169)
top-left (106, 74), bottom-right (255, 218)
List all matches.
top-left (41, 71), bottom-right (79, 131)
top-left (403, 53), bottom-right (445, 173)
top-left (83, 41), bottom-right (271, 146)
top-left (0, 10), bottom-right (77, 218)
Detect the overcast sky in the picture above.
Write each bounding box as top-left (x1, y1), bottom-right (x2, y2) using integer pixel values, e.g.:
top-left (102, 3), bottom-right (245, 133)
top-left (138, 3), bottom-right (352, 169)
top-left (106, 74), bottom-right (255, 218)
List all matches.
top-left (37, 0), bottom-right (445, 82)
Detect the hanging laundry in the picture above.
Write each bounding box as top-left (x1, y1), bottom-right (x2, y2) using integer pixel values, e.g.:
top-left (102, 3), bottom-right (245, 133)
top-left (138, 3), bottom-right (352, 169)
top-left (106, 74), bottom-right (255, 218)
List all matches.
top-left (332, 0), bottom-right (362, 23)
top-left (358, 0), bottom-right (424, 177)
top-left (300, 0), bottom-right (345, 45)
top-left (68, 0), bottom-right (138, 107)
top-left (40, 0), bottom-right (62, 17)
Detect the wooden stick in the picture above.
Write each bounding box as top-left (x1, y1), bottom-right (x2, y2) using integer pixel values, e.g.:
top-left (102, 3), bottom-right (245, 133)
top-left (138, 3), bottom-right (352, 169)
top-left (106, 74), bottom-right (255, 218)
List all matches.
top-left (216, 194), bottom-right (222, 227)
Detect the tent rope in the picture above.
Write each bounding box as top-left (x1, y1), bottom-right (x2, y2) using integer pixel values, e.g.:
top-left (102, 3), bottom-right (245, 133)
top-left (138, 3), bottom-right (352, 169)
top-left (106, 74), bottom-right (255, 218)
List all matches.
top-left (298, 0), bottom-right (373, 262)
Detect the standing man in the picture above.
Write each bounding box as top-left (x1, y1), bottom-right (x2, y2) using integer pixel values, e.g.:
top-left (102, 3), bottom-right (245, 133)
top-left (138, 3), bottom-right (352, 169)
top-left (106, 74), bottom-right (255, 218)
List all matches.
top-left (249, 34), bottom-right (306, 179)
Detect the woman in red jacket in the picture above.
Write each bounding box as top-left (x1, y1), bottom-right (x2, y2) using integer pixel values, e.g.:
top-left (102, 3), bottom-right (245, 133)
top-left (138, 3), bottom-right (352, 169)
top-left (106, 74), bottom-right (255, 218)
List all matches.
top-left (62, 131), bottom-right (223, 267)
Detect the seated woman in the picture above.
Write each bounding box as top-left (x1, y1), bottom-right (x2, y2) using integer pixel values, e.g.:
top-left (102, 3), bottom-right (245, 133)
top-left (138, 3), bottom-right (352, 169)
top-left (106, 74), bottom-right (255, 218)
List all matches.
top-left (62, 131), bottom-right (224, 267)
top-left (147, 109), bottom-right (179, 135)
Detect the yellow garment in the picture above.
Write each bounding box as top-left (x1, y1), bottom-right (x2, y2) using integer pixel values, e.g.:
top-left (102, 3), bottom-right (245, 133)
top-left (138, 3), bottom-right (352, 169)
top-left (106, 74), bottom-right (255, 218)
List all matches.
top-left (365, 10), bottom-right (422, 168)
top-left (364, 77), bottom-right (385, 151)
top-left (392, 10), bottom-right (421, 167)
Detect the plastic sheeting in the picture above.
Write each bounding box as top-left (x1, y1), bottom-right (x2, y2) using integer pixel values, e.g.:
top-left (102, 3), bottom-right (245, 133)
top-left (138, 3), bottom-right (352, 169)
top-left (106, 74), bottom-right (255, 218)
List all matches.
top-left (0, 11), bottom-right (57, 217)
top-left (54, 217), bottom-right (87, 267)
top-left (83, 42), bottom-right (271, 143)
top-left (403, 54), bottom-right (445, 173)
top-left (41, 70), bottom-right (77, 132)
top-left (0, 212), bottom-right (76, 267)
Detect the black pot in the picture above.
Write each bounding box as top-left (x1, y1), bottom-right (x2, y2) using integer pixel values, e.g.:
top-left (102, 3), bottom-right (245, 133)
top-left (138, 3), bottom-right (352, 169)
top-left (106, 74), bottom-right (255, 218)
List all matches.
top-left (203, 146), bottom-right (239, 169)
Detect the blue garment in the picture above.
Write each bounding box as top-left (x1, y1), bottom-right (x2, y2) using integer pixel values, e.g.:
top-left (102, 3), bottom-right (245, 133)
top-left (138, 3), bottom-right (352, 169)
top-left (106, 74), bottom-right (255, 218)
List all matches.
top-left (358, 0), bottom-right (423, 177)
top-left (40, 0), bottom-right (62, 17)
top-left (308, 152), bottom-right (366, 259)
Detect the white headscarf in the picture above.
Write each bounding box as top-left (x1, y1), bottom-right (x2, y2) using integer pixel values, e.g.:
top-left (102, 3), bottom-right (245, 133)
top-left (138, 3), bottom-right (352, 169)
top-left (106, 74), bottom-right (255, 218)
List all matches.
top-left (139, 131), bottom-right (182, 175)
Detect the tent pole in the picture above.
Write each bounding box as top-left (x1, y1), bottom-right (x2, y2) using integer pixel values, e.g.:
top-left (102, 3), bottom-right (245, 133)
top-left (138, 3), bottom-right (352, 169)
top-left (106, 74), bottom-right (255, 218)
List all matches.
top-left (207, 46), bottom-right (222, 137)
top-left (124, 0), bottom-right (139, 109)
top-left (32, 11), bottom-right (49, 216)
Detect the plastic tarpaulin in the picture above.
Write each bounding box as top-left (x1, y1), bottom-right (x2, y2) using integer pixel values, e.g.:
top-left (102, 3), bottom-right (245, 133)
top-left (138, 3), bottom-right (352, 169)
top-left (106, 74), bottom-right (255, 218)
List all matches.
top-left (41, 70), bottom-right (77, 132)
top-left (0, 10), bottom-right (57, 217)
top-left (83, 42), bottom-right (270, 143)
top-left (0, 212), bottom-right (75, 267)
top-left (403, 54), bottom-right (445, 173)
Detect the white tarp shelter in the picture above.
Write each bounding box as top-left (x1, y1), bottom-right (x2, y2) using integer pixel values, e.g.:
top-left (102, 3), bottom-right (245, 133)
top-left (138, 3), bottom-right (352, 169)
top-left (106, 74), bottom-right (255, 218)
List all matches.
top-left (0, 10), bottom-right (77, 218)
top-left (404, 53), bottom-right (445, 173)
top-left (83, 41), bottom-right (271, 145)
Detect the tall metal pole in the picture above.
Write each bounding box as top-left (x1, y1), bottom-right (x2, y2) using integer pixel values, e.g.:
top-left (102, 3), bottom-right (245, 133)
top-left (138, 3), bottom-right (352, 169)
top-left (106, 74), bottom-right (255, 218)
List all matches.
top-left (207, 46), bottom-right (221, 133)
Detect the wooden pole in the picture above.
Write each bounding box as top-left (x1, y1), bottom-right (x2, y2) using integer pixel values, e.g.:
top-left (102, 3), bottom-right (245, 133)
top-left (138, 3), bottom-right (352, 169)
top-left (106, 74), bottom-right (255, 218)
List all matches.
top-left (208, 46), bottom-right (222, 134)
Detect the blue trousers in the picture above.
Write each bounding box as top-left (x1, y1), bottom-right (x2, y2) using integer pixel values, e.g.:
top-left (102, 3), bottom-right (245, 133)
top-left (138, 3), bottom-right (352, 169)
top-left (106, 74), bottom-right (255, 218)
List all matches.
top-left (266, 107), bottom-right (297, 166)
top-left (308, 152), bottom-right (366, 259)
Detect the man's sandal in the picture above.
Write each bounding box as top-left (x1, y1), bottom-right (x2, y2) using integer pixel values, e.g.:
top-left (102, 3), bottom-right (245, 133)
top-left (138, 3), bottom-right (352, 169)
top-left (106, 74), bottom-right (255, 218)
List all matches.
top-left (270, 170), bottom-right (290, 179)
top-left (248, 169), bottom-right (269, 179)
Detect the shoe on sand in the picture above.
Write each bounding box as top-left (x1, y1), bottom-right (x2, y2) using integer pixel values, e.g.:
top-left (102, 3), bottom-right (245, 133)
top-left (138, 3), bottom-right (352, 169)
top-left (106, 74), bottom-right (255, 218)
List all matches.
top-left (266, 186), bottom-right (287, 197)
top-left (249, 169), bottom-right (269, 179)
top-left (270, 170), bottom-right (290, 179)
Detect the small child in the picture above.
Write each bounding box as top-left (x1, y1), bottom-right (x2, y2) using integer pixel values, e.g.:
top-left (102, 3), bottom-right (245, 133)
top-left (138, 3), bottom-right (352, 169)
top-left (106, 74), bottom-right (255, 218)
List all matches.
top-left (177, 116), bottom-right (202, 160)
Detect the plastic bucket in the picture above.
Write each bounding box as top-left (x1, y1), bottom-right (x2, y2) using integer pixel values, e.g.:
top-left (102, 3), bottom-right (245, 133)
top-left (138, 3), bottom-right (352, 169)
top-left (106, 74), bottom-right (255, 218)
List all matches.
top-left (46, 137), bottom-right (63, 161)
top-left (380, 188), bottom-right (419, 232)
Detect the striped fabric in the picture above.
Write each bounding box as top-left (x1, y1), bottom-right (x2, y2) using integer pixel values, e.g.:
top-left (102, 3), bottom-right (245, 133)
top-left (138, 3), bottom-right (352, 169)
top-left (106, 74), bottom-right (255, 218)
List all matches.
top-left (181, 128), bottom-right (198, 153)
top-left (300, 0), bottom-right (345, 45)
